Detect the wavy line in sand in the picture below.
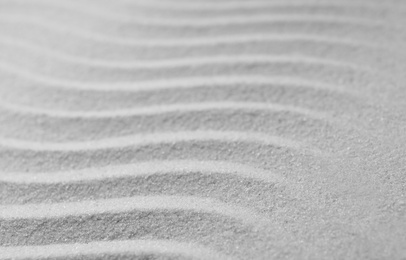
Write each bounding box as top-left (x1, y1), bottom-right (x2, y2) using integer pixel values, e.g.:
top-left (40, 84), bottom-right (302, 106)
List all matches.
top-left (2, 35), bottom-right (403, 76)
top-left (1, 14), bottom-right (403, 44)
top-left (0, 99), bottom-right (332, 121)
top-left (0, 195), bottom-right (269, 224)
top-left (0, 9), bottom-right (387, 27)
top-left (0, 76), bottom-right (365, 122)
top-left (0, 131), bottom-right (314, 151)
top-left (0, 131), bottom-right (326, 172)
top-left (105, 0), bottom-right (406, 9)
top-left (0, 161), bottom-right (289, 211)
top-left (0, 53), bottom-right (390, 86)
top-left (2, 2), bottom-right (398, 30)
top-left (0, 37), bottom-right (388, 70)
top-left (0, 239), bottom-right (234, 260)
top-left (18, 0), bottom-right (405, 13)
top-left (0, 198), bottom-right (280, 259)
top-left (0, 101), bottom-right (350, 147)
top-left (0, 100), bottom-right (342, 119)
top-left (0, 160), bottom-right (283, 183)
top-left (5, 0), bottom-right (406, 13)
top-left (1, 18), bottom-right (403, 58)
top-left (0, 196), bottom-right (280, 258)
top-left (0, 66), bottom-right (363, 93)
top-left (0, 20), bottom-right (394, 50)
top-left (0, 32), bottom-right (387, 55)
top-left (5, 3), bottom-right (403, 29)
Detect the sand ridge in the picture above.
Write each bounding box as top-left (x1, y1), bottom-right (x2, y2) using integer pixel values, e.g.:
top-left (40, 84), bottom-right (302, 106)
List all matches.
top-left (0, 0), bottom-right (406, 259)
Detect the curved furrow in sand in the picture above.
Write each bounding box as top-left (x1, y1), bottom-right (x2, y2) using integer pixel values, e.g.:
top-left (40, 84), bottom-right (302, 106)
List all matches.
top-left (2, 35), bottom-right (405, 76)
top-left (0, 131), bottom-right (321, 153)
top-left (0, 196), bottom-right (280, 259)
top-left (0, 160), bottom-right (283, 184)
top-left (1, 15), bottom-right (404, 45)
top-left (116, 0), bottom-right (406, 6)
top-left (0, 52), bottom-right (391, 88)
top-left (0, 195), bottom-right (268, 223)
top-left (53, 0), bottom-right (406, 11)
top-left (0, 240), bottom-right (235, 260)
top-left (0, 131), bottom-right (326, 173)
top-left (0, 19), bottom-right (383, 48)
top-left (4, 0), bottom-right (406, 19)
top-left (2, 18), bottom-right (404, 51)
top-left (0, 70), bottom-right (365, 114)
top-left (0, 100), bottom-right (331, 117)
top-left (100, 3), bottom-right (406, 21)
top-left (0, 77), bottom-right (368, 127)
top-left (0, 101), bottom-right (366, 153)
top-left (0, 10), bottom-right (387, 28)
top-left (0, 161), bottom-right (289, 214)
top-left (0, 101), bottom-right (340, 139)
top-left (1, 21), bottom-right (399, 54)
top-left (2, 2), bottom-right (403, 28)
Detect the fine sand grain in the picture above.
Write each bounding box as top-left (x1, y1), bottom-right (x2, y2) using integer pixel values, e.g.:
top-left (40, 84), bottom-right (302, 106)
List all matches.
top-left (0, 0), bottom-right (406, 259)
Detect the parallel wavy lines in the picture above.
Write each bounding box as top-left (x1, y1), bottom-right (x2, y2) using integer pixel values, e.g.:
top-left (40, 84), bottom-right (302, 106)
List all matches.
top-left (0, 240), bottom-right (233, 260)
top-left (0, 51), bottom-right (391, 89)
top-left (0, 160), bottom-right (283, 184)
top-left (0, 1), bottom-right (402, 260)
top-left (0, 100), bottom-right (329, 117)
top-left (0, 240), bottom-right (234, 260)
top-left (1, 33), bottom-right (386, 58)
top-left (1, 2), bottom-right (400, 28)
top-left (0, 131), bottom-right (326, 172)
top-left (40, 1), bottom-right (406, 21)
top-left (0, 20), bottom-right (395, 50)
top-left (0, 195), bottom-right (278, 260)
top-left (2, 35), bottom-right (403, 76)
top-left (120, 4), bottom-right (405, 22)
top-left (2, 3), bottom-right (402, 27)
top-left (0, 195), bottom-right (282, 259)
top-left (114, 0), bottom-right (406, 8)
top-left (0, 100), bottom-right (363, 152)
top-left (0, 36), bottom-right (395, 82)
top-left (0, 131), bottom-right (321, 151)
top-left (0, 75), bottom-right (365, 123)
top-left (36, 0), bottom-right (406, 12)
top-left (0, 101), bottom-right (340, 142)
top-left (4, 0), bottom-right (406, 15)
top-left (0, 161), bottom-right (288, 214)
top-left (0, 195), bottom-right (267, 223)
top-left (0, 9), bottom-right (387, 27)
top-left (1, 14), bottom-right (404, 44)
top-left (0, 67), bottom-right (361, 93)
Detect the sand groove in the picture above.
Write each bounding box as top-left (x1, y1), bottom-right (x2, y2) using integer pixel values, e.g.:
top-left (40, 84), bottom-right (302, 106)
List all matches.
top-left (0, 130), bottom-right (327, 174)
top-left (3, 35), bottom-right (406, 78)
top-left (0, 53), bottom-right (391, 88)
top-left (0, 161), bottom-right (289, 213)
top-left (0, 196), bottom-right (278, 258)
top-left (2, 15), bottom-right (406, 45)
top-left (0, 101), bottom-right (345, 143)
top-left (4, 0), bottom-right (406, 22)
top-left (1, 0), bottom-right (405, 259)
top-left (0, 239), bottom-right (235, 260)
top-left (0, 240), bottom-right (234, 260)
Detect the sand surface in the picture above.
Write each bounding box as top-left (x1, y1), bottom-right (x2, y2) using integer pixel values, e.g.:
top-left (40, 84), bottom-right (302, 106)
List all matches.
top-left (0, 0), bottom-right (406, 259)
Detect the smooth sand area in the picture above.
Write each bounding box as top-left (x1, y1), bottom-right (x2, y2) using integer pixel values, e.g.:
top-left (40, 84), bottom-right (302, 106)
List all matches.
top-left (0, 0), bottom-right (405, 259)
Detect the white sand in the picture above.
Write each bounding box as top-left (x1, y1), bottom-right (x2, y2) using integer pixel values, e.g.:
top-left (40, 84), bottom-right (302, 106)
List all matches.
top-left (0, 0), bottom-right (405, 259)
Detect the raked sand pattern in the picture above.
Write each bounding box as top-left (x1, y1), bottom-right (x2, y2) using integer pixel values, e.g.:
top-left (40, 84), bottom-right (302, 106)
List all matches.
top-left (0, 0), bottom-right (406, 259)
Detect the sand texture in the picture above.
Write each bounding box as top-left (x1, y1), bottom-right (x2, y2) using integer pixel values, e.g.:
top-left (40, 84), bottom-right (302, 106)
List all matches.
top-left (0, 0), bottom-right (406, 259)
